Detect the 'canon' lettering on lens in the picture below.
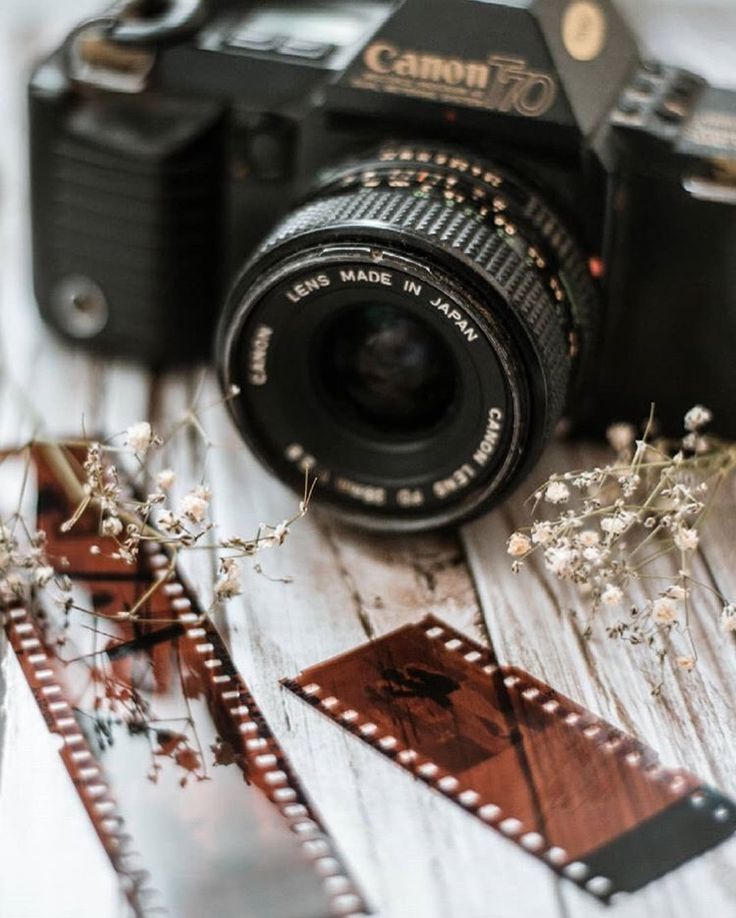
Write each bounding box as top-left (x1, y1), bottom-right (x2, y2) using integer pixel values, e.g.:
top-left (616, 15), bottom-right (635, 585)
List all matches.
top-left (473, 408), bottom-right (505, 466)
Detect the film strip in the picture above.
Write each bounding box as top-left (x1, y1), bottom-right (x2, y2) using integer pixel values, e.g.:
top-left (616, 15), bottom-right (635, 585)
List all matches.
top-left (2, 446), bottom-right (367, 918)
top-left (284, 615), bottom-right (736, 902)
top-left (4, 595), bottom-right (159, 911)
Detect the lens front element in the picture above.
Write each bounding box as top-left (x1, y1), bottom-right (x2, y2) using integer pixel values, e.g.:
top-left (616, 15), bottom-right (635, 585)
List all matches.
top-left (318, 302), bottom-right (458, 436)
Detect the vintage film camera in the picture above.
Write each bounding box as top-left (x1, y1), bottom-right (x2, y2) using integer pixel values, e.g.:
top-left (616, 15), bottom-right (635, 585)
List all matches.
top-left (30, 0), bottom-right (736, 529)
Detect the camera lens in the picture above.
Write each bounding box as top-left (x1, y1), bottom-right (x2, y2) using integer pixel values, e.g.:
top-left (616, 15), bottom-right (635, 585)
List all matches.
top-left (217, 144), bottom-right (599, 531)
top-left (317, 303), bottom-right (457, 435)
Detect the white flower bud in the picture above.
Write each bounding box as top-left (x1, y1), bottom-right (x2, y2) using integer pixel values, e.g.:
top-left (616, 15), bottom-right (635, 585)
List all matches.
top-left (601, 515), bottom-right (627, 535)
top-left (673, 526), bottom-right (699, 552)
top-left (101, 516), bottom-right (123, 537)
top-left (0, 574), bottom-right (24, 602)
top-left (126, 421), bottom-right (154, 453)
top-left (157, 468), bottom-right (176, 490)
top-left (33, 565), bottom-right (55, 587)
top-left (578, 529), bottom-right (600, 548)
top-left (683, 405), bottom-right (712, 432)
top-left (273, 521), bottom-right (289, 545)
top-left (158, 510), bottom-right (182, 534)
top-left (652, 598), bottom-right (678, 625)
top-left (720, 603), bottom-right (736, 633)
top-left (507, 532), bottom-right (532, 558)
top-left (179, 490), bottom-right (210, 524)
top-left (531, 522), bottom-right (553, 544)
top-left (600, 585), bottom-right (623, 606)
top-left (544, 481), bottom-right (570, 505)
top-left (215, 558), bottom-right (242, 600)
top-left (544, 545), bottom-right (574, 578)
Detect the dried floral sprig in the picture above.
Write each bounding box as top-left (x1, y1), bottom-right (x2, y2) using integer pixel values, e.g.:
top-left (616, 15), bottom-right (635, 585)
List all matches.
top-left (1, 383), bottom-right (314, 640)
top-left (32, 390), bottom-right (314, 618)
top-left (0, 383), bottom-right (313, 781)
top-left (507, 405), bottom-right (736, 693)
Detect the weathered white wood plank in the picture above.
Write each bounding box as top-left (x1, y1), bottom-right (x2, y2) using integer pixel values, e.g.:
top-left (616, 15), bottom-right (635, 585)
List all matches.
top-left (0, 652), bottom-right (127, 918)
top-left (0, 449), bottom-right (126, 918)
top-left (161, 373), bottom-right (565, 918)
top-left (0, 5), bottom-right (141, 916)
top-left (463, 6), bottom-right (736, 912)
top-left (463, 441), bottom-right (736, 918)
top-left (1, 2), bottom-right (735, 917)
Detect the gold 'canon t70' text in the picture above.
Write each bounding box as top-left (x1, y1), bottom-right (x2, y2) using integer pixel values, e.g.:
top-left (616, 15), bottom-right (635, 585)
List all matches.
top-left (361, 43), bottom-right (557, 117)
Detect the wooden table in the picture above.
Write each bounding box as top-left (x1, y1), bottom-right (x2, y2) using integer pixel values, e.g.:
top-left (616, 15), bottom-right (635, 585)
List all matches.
top-left (1, 3), bottom-right (735, 917)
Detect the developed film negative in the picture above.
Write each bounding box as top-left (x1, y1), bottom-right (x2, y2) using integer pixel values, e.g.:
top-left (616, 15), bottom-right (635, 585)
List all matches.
top-left (284, 615), bottom-right (736, 902)
top-left (2, 446), bottom-right (366, 918)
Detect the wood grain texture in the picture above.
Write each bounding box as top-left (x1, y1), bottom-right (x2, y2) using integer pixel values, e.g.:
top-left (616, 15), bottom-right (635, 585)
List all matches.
top-left (464, 444), bottom-right (736, 918)
top-left (1, 2), bottom-right (735, 917)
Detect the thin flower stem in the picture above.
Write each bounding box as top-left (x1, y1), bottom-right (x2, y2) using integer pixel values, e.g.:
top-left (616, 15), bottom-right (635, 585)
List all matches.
top-left (175, 645), bottom-right (209, 780)
top-left (507, 405), bottom-right (734, 687)
top-left (631, 547), bottom-right (679, 571)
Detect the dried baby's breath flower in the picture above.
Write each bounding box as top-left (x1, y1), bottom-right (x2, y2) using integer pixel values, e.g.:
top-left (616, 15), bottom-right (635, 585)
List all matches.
top-left (0, 573), bottom-right (23, 602)
top-left (215, 558), bottom-right (242, 600)
top-left (179, 487), bottom-right (210, 524)
top-left (544, 480), bottom-right (570, 504)
top-left (721, 604), bottom-right (736, 633)
top-left (2, 385), bottom-right (314, 632)
top-left (544, 543), bottom-right (575, 578)
top-left (126, 421), bottom-right (156, 454)
top-left (33, 565), bottom-right (56, 587)
top-left (531, 521), bottom-right (554, 545)
top-left (273, 521), bottom-right (289, 544)
top-left (673, 526), bottom-right (699, 552)
top-left (156, 468), bottom-right (176, 490)
top-left (652, 598), bottom-right (678, 625)
top-left (0, 384), bottom-right (315, 790)
top-left (507, 532), bottom-right (532, 558)
top-left (101, 516), bottom-right (123, 537)
top-left (600, 584), bottom-right (623, 606)
top-left (600, 513), bottom-right (632, 536)
top-left (508, 405), bottom-right (735, 694)
top-left (619, 473), bottom-right (641, 498)
top-left (684, 405), bottom-right (712, 432)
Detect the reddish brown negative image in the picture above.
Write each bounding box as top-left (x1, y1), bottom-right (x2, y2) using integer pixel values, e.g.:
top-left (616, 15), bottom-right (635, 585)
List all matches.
top-left (284, 616), bottom-right (736, 900)
top-left (2, 444), bottom-right (364, 918)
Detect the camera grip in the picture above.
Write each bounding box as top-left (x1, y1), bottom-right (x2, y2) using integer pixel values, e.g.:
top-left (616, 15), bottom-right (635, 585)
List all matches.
top-left (29, 75), bottom-right (226, 364)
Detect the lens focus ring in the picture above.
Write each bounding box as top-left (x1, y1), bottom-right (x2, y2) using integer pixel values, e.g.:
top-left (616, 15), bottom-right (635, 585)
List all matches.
top-left (249, 185), bottom-right (572, 442)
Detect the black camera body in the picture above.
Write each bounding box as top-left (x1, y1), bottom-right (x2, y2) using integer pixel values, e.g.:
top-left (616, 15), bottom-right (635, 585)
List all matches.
top-left (30, 0), bottom-right (736, 529)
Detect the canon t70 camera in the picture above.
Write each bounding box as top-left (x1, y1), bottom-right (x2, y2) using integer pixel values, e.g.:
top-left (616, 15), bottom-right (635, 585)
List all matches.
top-left (30, 0), bottom-right (736, 530)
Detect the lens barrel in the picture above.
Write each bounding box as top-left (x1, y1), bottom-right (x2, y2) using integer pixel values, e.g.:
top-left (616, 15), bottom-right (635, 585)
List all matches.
top-left (216, 144), bottom-right (598, 531)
